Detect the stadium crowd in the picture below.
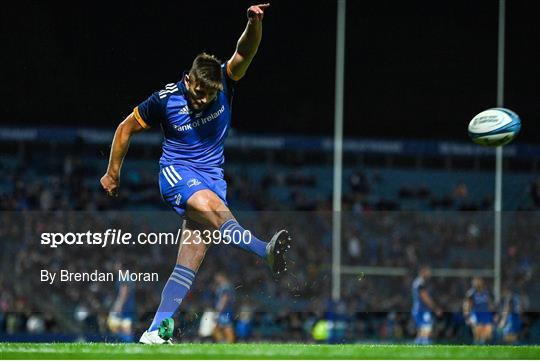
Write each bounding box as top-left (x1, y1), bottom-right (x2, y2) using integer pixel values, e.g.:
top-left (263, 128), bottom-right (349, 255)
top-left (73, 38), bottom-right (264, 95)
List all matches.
top-left (1, 146), bottom-right (539, 344)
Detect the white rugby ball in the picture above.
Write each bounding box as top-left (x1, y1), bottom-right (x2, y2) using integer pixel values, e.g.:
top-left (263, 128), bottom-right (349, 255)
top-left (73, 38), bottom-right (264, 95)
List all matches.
top-left (468, 108), bottom-right (521, 147)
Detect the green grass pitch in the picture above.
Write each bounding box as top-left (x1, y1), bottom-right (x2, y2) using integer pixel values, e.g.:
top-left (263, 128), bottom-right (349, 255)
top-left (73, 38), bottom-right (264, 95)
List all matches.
top-left (1, 343), bottom-right (539, 359)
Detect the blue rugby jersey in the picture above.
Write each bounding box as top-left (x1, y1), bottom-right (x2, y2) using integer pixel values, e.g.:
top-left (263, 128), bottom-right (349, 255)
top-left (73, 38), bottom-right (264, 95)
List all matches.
top-left (412, 276), bottom-right (430, 314)
top-left (134, 64), bottom-right (235, 169)
top-left (466, 288), bottom-right (491, 313)
top-left (215, 282), bottom-right (235, 314)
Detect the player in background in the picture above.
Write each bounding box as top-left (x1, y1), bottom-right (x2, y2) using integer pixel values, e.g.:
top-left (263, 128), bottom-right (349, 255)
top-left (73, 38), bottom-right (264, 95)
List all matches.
top-left (107, 262), bottom-right (136, 342)
top-left (411, 266), bottom-right (442, 345)
top-left (213, 272), bottom-right (235, 343)
top-left (463, 277), bottom-right (494, 344)
top-left (100, 3), bottom-right (291, 344)
top-left (498, 285), bottom-right (522, 344)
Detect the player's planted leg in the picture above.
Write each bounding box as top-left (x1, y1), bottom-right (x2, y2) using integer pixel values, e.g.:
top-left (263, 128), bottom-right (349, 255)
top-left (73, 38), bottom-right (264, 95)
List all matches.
top-left (148, 265), bottom-right (195, 329)
top-left (140, 264), bottom-right (195, 344)
top-left (140, 220), bottom-right (210, 344)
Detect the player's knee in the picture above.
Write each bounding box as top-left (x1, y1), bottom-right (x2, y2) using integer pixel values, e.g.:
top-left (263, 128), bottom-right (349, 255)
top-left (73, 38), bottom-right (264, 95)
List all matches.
top-left (189, 190), bottom-right (214, 208)
top-left (189, 190), bottom-right (223, 212)
top-left (187, 191), bottom-right (231, 228)
top-left (213, 210), bottom-right (233, 227)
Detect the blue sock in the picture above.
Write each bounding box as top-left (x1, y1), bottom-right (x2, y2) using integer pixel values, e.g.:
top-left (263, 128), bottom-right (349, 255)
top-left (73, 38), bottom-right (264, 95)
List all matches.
top-left (148, 264), bottom-right (196, 332)
top-left (220, 219), bottom-right (267, 258)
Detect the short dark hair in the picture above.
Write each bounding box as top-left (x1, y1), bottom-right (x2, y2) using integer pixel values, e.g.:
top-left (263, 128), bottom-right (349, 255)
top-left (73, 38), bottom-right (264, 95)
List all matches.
top-left (189, 53), bottom-right (223, 91)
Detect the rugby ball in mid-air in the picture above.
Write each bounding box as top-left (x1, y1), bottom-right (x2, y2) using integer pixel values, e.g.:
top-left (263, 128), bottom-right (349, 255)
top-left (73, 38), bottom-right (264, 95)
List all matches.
top-left (468, 108), bottom-right (521, 147)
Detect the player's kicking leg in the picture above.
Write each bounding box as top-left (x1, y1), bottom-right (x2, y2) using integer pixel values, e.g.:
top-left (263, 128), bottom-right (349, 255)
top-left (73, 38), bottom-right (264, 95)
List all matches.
top-left (140, 189), bottom-right (291, 344)
top-left (186, 189), bottom-right (291, 277)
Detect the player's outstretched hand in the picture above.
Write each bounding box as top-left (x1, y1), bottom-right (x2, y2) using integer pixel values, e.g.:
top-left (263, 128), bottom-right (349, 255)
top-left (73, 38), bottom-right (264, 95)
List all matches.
top-left (100, 173), bottom-right (119, 197)
top-left (247, 3), bottom-right (270, 22)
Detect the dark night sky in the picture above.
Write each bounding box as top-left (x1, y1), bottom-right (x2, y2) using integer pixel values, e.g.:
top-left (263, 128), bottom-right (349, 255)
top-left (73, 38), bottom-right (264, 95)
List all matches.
top-left (1, 1), bottom-right (539, 143)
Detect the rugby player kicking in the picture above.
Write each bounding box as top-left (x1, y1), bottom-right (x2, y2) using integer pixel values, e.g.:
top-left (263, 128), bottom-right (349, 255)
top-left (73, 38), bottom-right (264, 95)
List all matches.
top-left (101, 3), bottom-right (291, 344)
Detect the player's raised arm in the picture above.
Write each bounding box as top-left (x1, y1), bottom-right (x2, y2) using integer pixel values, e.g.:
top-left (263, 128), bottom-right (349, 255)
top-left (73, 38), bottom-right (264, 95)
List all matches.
top-left (100, 113), bottom-right (145, 196)
top-left (226, 3), bottom-right (270, 81)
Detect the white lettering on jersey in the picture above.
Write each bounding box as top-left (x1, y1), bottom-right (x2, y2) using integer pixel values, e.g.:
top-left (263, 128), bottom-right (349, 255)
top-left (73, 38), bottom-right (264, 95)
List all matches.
top-left (172, 105), bottom-right (225, 133)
